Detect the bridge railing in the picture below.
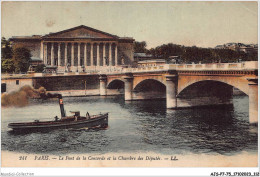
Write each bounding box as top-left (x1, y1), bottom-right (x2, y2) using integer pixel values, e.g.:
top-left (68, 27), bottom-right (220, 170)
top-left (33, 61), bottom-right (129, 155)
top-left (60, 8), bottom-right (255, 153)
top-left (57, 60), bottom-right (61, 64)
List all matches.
top-left (102, 61), bottom-right (258, 74)
top-left (2, 61), bottom-right (257, 78)
top-left (51, 61), bottom-right (260, 75)
top-left (168, 61), bottom-right (258, 71)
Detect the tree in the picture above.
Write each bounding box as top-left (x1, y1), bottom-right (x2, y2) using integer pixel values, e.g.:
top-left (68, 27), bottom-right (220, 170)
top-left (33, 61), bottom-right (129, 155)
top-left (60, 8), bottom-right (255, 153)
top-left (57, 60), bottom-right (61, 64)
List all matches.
top-left (134, 41), bottom-right (148, 53)
top-left (1, 58), bottom-right (15, 73)
top-left (1, 37), bottom-right (13, 59)
top-left (1, 37), bottom-right (15, 73)
top-left (12, 47), bottom-right (31, 73)
top-left (147, 42), bottom-right (257, 63)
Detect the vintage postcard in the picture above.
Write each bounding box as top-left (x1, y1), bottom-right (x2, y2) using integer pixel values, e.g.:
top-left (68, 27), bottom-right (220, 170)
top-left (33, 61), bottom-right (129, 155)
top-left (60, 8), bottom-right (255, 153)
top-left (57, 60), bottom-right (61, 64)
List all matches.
top-left (1, 1), bottom-right (258, 176)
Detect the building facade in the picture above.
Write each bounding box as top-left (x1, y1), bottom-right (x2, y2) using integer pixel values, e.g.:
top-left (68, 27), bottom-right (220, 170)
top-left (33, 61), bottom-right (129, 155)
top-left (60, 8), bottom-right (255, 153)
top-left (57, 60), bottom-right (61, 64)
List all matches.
top-left (10, 25), bottom-right (135, 72)
top-left (137, 59), bottom-right (166, 68)
top-left (215, 43), bottom-right (258, 54)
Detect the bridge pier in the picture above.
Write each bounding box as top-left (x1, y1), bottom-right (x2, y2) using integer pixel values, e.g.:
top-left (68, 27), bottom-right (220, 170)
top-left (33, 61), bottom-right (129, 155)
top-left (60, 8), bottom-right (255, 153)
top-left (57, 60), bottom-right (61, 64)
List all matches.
top-left (248, 78), bottom-right (258, 125)
top-left (124, 75), bottom-right (134, 101)
top-left (99, 75), bottom-right (107, 96)
top-left (166, 75), bottom-right (178, 108)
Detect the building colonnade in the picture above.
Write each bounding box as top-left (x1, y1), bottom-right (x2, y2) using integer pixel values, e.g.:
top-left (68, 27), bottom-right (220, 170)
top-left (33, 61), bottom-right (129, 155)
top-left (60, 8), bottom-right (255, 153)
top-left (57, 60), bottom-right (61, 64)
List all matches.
top-left (41, 41), bottom-right (119, 71)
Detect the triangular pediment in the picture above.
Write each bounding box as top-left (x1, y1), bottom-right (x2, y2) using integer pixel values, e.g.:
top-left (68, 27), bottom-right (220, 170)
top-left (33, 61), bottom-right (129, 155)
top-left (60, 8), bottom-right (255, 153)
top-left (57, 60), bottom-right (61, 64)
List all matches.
top-left (43, 25), bottom-right (118, 39)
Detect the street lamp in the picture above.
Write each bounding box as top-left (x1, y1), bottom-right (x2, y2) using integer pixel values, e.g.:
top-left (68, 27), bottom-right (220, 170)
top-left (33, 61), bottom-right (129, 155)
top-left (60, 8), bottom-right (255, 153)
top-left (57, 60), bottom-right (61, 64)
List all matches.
top-left (81, 65), bottom-right (85, 72)
top-left (82, 80), bottom-right (87, 96)
top-left (66, 63), bottom-right (70, 72)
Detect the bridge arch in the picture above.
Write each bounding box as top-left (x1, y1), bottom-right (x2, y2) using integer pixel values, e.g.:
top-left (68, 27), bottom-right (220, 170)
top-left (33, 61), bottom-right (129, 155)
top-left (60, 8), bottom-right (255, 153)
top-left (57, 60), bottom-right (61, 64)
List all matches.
top-left (107, 79), bottom-right (125, 89)
top-left (178, 76), bottom-right (249, 96)
top-left (177, 80), bottom-right (237, 101)
top-left (133, 79), bottom-right (166, 100)
top-left (133, 78), bottom-right (166, 90)
top-left (133, 79), bottom-right (166, 91)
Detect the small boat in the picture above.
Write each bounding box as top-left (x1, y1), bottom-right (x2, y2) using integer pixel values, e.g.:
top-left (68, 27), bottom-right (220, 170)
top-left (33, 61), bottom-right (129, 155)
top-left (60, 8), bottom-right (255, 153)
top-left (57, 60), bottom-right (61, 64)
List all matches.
top-left (8, 94), bottom-right (108, 131)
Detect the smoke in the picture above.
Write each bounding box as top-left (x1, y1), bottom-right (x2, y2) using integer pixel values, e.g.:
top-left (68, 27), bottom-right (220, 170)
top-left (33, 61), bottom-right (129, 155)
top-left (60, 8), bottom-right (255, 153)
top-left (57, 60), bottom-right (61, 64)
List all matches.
top-left (1, 85), bottom-right (46, 107)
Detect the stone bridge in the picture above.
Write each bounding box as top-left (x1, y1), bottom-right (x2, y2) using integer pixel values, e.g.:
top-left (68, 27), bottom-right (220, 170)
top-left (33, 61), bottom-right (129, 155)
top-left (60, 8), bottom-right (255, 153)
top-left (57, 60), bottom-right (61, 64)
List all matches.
top-left (1, 61), bottom-right (258, 124)
top-left (98, 61), bottom-right (258, 124)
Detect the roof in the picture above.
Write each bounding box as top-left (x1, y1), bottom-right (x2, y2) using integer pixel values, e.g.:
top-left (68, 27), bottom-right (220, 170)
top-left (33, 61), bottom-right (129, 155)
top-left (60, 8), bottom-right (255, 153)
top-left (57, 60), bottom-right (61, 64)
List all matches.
top-left (10, 25), bottom-right (134, 43)
top-left (11, 36), bottom-right (41, 39)
top-left (42, 25), bottom-right (119, 38)
top-left (138, 59), bottom-right (166, 64)
top-left (169, 56), bottom-right (180, 59)
top-left (30, 57), bottom-right (42, 61)
top-left (10, 36), bottom-right (42, 42)
top-left (134, 53), bottom-right (152, 58)
top-left (44, 66), bottom-right (57, 68)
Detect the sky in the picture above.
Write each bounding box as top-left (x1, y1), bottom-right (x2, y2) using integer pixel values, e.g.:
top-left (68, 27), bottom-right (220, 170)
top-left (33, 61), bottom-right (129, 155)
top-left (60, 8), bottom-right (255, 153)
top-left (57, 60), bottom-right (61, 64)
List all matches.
top-left (1, 1), bottom-right (258, 49)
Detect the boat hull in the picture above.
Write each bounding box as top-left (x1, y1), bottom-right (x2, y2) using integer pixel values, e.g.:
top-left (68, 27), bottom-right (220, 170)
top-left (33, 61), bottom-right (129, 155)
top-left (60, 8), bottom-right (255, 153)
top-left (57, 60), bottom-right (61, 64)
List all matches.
top-left (8, 113), bottom-right (108, 131)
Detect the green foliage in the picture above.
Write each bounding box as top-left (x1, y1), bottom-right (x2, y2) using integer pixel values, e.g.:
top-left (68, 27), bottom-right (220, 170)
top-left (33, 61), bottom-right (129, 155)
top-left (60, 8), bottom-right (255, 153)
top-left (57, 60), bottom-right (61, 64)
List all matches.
top-left (134, 41), bottom-right (148, 53)
top-left (1, 58), bottom-right (15, 73)
top-left (147, 43), bottom-right (183, 59)
top-left (1, 37), bottom-right (13, 59)
top-left (146, 43), bottom-right (257, 63)
top-left (34, 64), bottom-right (45, 73)
top-left (12, 47), bottom-right (31, 73)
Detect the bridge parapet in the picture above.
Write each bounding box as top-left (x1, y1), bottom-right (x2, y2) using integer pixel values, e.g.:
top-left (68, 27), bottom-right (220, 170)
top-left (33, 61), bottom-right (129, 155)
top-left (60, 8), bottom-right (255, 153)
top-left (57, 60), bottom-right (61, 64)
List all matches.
top-left (170, 61), bottom-right (258, 71)
top-left (2, 61), bottom-right (257, 79)
top-left (101, 61), bottom-right (258, 74)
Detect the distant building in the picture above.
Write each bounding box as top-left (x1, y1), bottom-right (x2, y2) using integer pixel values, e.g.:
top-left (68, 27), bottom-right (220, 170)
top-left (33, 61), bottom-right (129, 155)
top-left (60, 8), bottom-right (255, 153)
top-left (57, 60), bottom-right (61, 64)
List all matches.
top-left (239, 46), bottom-right (255, 54)
top-left (215, 45), bottom-right (225, 49)
top-left (27, 57), bottom-right (44, 73)
top-left (168, 56), bottom-right (182, 64)
top-left (30, 57), bottom-right (43, 66)
top-left (134, 53), bottom-right (152, 61)
top-left (215, 42), bottom-right (258, 54)
top-left (10, 25), bottom-right (135, 73)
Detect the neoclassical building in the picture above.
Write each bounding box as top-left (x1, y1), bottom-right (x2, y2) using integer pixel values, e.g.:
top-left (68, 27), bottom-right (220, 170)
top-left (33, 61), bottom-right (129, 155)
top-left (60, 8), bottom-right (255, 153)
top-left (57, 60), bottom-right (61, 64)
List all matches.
top-left (10, 25), bottom-right (135, 72)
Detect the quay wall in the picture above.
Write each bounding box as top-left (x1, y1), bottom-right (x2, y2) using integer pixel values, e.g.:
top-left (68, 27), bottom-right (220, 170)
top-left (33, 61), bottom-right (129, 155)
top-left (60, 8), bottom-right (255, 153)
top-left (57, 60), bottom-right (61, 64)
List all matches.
top-left (1, 74), bottom-right (123, 97)
top-left (47, 89), bottom-right (121, 97)
top-left (33, 75), bottom-right (100, 91)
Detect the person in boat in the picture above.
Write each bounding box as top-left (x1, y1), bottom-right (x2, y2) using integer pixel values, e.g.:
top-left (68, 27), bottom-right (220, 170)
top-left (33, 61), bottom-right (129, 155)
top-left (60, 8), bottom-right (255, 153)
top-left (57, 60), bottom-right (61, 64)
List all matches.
top-left (72, 111), bottom-right (80, 121)
top-left (86, 112), bottom-right (90, 119)
top-left (54, 116), bottom-right (59, 121)
top-left (74, 114), bottom-right (79, 121)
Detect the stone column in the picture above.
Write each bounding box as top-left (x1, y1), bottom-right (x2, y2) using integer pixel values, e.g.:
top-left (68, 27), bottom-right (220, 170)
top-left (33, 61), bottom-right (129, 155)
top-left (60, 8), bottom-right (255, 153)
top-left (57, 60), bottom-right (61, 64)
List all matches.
top-left (84, 43), bottom-right (87, 66)
top-left (40, 41), bottom-right (44, 60)
top-left (166, 75), bottom-right (178, 108)
top-left (99, 75), bottom-right (107, 96)
top-left (97, 43), bottom-right (100, 66)
top-left (64, 43), bottom-right (68, 68)
top-left (57, 43), bottom-right (61, 66)
top-left (51, 42), bottom-right (54, 66)
top-left (248, 78), bottom-right (258, 125)
top-left (90, 43), bottom-right (93, 66)
top-left (71, 43), bottom-right (74, 67)
top-left (124, 74), bottom-right (134, 101)
top-left (109, 43), bottom-right (112, 66)
top-left (43, 43), bottom-right (47, 65)
top-left (115, 44), bottom-right (118, 66)
top-left (78, 43), bottom-right (81, 67)
top-left (103, 43), bottom-right (106, 66)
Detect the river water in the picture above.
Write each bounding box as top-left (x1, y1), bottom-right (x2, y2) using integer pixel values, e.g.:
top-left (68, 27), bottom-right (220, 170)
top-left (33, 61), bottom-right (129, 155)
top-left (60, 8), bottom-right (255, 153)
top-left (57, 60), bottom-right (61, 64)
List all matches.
top-left (1, 95), bottom-right (257, 155)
